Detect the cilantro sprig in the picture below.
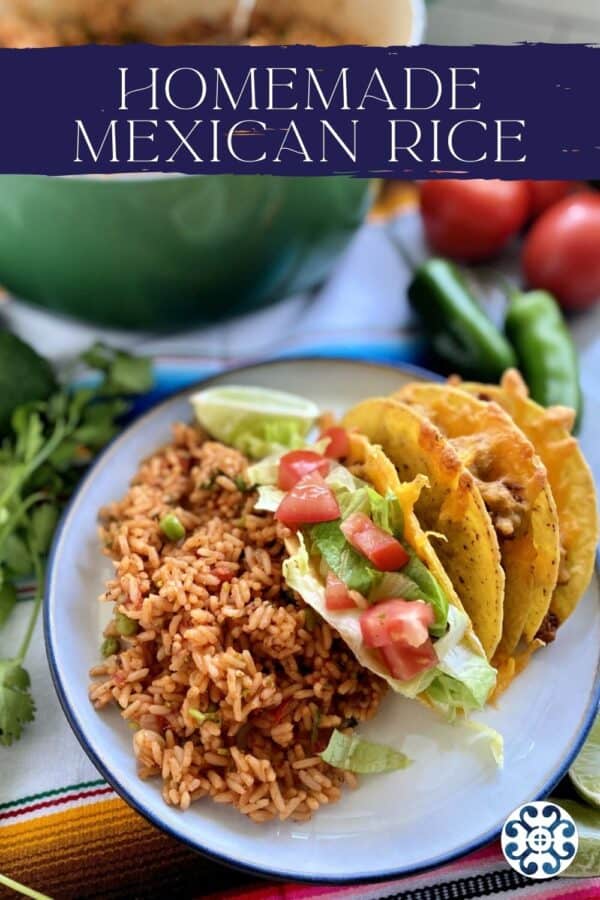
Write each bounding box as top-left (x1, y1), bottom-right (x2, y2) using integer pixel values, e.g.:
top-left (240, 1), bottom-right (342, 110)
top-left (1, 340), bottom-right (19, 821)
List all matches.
top-left (0, 338), bottom-right (152, 746)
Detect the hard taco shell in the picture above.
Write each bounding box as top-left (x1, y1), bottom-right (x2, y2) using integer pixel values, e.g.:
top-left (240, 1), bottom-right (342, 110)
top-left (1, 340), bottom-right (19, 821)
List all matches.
top-left (343, 397), bottom-right (504, 660)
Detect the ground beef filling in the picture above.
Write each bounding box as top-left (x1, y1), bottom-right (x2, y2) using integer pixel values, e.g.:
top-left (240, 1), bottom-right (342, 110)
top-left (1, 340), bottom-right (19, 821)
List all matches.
top-left (535, 611), bottom-right (560, 644)
top-left (473, 477), bottom-right (527, 539)
top-left (450, 437), bottom-right (528, 539)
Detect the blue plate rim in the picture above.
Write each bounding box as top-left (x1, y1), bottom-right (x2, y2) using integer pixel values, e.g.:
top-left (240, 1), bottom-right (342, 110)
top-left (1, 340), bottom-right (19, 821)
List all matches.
top-left (44, 355), bottom-right (600, 886)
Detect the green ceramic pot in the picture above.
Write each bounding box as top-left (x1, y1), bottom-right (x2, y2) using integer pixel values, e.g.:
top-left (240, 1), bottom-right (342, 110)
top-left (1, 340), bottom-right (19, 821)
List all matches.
top-left (0, 174), bottom-right (375, 329)
top-left (0, 0), bottom-right (424, 330)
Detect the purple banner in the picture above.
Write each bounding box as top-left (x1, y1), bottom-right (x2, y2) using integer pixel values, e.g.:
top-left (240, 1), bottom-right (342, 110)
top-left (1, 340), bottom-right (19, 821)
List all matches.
top-left (1, 43), bottom-right (599, 177)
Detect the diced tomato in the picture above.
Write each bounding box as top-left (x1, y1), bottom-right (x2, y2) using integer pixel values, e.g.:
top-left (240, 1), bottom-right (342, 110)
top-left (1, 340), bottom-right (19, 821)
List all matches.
top-left (380, 638), bottom-right (437, 681)
top-left (320, 426), bottom-right (350, 459)
top-left (277, 450), bottom-right (331, 491)
top-left (359, 597), bottom-right (437, 682)
top-left (360, 599), bottom-right (434, 649)
top-left (341, 513), bottom-right (409, 570)
top-left (325, 572), bottom-right (356, 611)
top-left (275, 471), bottom-right (340, 528)
top-left (359, 606), bottom-right (390, 648)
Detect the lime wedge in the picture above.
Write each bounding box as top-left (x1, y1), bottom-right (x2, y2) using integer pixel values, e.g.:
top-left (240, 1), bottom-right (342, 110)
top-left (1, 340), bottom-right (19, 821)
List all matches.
top-left (570, 714), bottom-right (600, 808)
top-left (190, 385), bottom-right (319, 459)
top-left (550, 798), bottom-right (600, 877)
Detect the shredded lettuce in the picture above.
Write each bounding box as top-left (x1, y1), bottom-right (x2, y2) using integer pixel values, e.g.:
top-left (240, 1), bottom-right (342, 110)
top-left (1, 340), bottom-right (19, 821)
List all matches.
top-left (320, 729), bottom-right (411, 774)
top-left (310, 520), bottom-right (381, 596)
top-left (246, 453), bottom-right (282, 487)
top-left (283, 536), bottom-right (496, 717)
top-left (368, 551), bottom-right (449, 636)
top-left (427, 674), bottom-right (483, 717)
top-left (254, 484), bottom-right (284, 512)
top-left (404, 552), bottom-right (449, 635)
top-left (312, 475), bottom-right (448, 620)
top-left (283, 533), bottom-right (401, 689)
top-left (366, 487), bottom-right (404, 535)
top-left (329, 481), bottom-right (404, 537)
top-left (377, 607), bottom-right (497, 720)
top-left (325, 464), bottom-right (362, 495)
top-left (425, 633), bottom-right (497, 718)
top-left (263, 483), bottom-right (450, 634)
top-left (368, 571), bottom-right (428, 605)
top-left (255, 450), bottom-right (495, 723)
top-left (431, 606), bottom-right (469, 657)
top-left (462, 720), bottom-right (504, 767)
top-left (337, 487), bottom-right (372, 520)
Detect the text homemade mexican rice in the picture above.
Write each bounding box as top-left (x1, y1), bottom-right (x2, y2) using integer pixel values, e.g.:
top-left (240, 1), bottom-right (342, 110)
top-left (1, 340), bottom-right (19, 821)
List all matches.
top-left (89, 424), bottom-right (387, 823)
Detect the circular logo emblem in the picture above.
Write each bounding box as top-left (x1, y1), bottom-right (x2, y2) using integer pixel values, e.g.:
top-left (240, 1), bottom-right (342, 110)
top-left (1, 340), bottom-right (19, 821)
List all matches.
top-left (501, 801), bottom-right (578, 879)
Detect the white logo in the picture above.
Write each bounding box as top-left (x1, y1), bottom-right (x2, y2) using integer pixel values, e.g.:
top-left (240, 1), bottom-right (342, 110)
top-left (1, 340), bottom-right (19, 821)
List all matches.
top-left (501, 801), bottom-right (578, 879)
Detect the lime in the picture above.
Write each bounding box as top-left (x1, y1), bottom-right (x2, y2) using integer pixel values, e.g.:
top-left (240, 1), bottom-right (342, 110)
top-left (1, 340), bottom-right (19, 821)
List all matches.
top-left (570, 714), bottom-right (600, 808)
top-left (190, 385), bottom-right (319, 458)
top-left (551, 798), bottom-right (600, 877)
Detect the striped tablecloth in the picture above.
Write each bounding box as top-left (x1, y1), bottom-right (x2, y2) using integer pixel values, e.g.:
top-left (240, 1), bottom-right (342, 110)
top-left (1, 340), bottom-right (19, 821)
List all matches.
top-left (1, 198), bottom-right (599, 900)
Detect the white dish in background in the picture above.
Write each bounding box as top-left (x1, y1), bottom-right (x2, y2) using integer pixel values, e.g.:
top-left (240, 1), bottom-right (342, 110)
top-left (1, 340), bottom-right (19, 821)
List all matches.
top-left (45, 358), bottom-right (600, 884)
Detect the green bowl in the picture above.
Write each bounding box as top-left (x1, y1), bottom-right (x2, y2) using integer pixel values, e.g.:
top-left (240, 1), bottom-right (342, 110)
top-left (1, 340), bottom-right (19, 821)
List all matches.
top-left (0, 174), bottom-right (374, 330)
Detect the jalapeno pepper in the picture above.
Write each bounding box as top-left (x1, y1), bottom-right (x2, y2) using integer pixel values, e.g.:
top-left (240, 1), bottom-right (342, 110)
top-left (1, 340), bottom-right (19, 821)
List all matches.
top-left (408, 259), bottom-right (517, 381)
top-left (505, 290), bottom-right (582, 432)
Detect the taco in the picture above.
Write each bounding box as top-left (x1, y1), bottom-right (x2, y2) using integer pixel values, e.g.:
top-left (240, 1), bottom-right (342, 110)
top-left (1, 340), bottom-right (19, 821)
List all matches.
top-left (193, 386), bottom-right (498, 721)
top-left (456, 369), bottom-right (598, 639)
top-left (248, 433), bottom-right (497, 719)
top-left (342, 398), bottom-right (504, 660)
top-left (392, 383), bottom-right (560, 662)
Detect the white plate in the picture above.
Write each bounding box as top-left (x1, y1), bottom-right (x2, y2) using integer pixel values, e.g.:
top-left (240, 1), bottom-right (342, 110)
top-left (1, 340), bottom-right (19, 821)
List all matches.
top-left (45, 358), bottom-right (600, 884)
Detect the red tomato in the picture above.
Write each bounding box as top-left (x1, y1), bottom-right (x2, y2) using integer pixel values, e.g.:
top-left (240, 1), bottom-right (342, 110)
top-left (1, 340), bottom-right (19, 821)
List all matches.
top-left (325, 572), bottom-right (356, 611)
top-left (320, 426), bottom-right (350, 459)
top-left (277, 450), bottom-right (330, 491)
top-left (523, 193), bottom-right (600, 311)
top-left (275, 471), bottom-right (340, 528)
top-left (380, 638), bottom-right (437, 681)
top-left (527, 181), bottom-right (575, 218)
top-left (341, 513), bottom-right (409, 571)
top-left (360, 599), bottom-right (435, 649)
top-left (420, 179), bottom-right (531, 262)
